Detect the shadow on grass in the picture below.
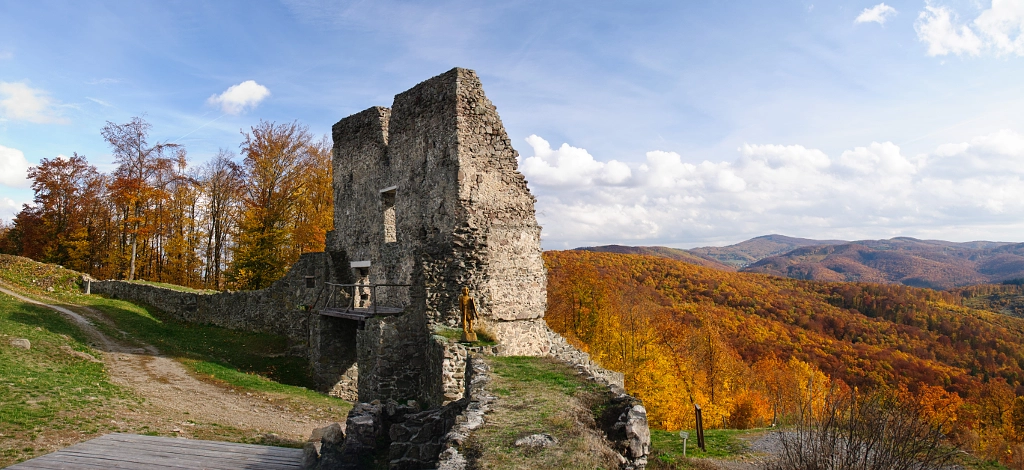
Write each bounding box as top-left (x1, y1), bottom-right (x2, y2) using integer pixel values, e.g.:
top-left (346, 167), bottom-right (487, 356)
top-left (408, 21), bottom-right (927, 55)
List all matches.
top-left (61, 294), bottom-right (320, 391)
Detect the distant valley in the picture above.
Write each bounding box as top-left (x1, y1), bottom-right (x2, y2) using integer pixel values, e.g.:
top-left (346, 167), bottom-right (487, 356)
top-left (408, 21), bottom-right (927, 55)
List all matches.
top-left (579, 234), bottom-right (1024, 289)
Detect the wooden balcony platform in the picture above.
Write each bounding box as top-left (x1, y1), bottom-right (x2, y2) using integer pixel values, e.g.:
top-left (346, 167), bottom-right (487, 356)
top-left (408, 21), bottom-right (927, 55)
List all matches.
top-left (7, 433), bottom-right (303, 470)
top-left (318, 306), bottom-right (404, 322)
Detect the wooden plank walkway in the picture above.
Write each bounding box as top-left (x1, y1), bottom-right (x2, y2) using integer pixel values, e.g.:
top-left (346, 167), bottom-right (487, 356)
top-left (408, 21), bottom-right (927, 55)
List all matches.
top-left (6, 433), bottom-right (304, 469)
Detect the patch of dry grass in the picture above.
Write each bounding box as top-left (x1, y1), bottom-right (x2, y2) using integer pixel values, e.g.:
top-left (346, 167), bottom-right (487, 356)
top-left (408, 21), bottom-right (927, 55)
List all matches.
top-left (465, 356), bottom-right (622, 470)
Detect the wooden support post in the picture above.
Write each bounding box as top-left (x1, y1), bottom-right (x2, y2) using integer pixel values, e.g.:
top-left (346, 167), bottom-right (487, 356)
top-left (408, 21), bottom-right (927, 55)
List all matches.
top-left (695, 403), bottom-right (706, 452)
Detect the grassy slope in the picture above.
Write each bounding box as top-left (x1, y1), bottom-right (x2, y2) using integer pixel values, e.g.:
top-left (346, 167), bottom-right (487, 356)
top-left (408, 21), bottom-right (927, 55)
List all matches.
top-left (467, 356), bottom-right (751, 470)
top-left (0, 254), bottom-right (351, 465)
top-left (466, 356), bottom-right (621, 469)
top-left (0, 294), bottom-right (133, 466)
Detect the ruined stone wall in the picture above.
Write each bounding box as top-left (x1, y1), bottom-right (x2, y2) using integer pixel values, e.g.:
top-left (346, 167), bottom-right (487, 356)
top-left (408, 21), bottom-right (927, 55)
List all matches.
top-left (90, 252), bottom-right (335, 347)
top-left (90, 252), bottom-right (368, 397)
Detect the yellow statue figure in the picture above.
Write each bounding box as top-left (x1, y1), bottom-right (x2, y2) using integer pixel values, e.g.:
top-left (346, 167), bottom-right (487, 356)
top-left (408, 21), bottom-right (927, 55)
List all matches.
top-left (460, 286), bottom-right (479, 342)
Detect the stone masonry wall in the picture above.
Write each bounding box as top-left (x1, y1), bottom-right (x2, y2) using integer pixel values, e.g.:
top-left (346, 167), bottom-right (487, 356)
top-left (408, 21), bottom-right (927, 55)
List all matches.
top-left (356, 311), bottom-right (431, 407)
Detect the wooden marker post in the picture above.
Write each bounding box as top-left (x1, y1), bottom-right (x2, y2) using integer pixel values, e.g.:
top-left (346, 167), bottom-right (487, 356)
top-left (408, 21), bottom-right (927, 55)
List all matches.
top-left (695, 403), bottom-right (706, 452)
top-left (678, 431), bottom-right (689, 457)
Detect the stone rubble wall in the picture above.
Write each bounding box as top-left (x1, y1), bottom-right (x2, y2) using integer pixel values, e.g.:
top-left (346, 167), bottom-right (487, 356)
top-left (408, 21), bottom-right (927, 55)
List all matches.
top-left (89, 252), bottom-right (334, 348)
top-left (356, 311), bottom-right (431, 407)
top-left (427, 336), bottom-right (469, 407)
top-left (388, 399), bottom-right (466, 470)
top-left (545, 325), bottom-right (626, 391)
top-left (436, 354), bottom-right (494, 470)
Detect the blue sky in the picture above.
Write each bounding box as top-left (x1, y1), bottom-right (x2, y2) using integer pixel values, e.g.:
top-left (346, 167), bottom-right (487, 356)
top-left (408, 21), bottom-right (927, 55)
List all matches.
top-left (1, 1), bottom-right (1023, 249)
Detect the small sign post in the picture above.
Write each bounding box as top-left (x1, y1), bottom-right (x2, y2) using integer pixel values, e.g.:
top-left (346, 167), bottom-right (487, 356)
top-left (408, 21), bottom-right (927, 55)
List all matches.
top-left (678, 431), bottom-right (689, 457)
top-left (695, 403), bottom-right (706, 452)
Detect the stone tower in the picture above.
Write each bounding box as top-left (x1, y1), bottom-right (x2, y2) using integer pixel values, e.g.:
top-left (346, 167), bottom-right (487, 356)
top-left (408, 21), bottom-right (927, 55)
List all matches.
top-left (323, 68), bottom-right (550, 404)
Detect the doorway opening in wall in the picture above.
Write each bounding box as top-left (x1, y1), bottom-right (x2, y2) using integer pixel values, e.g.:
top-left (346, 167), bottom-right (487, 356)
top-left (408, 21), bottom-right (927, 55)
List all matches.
top-left (381, 187), bottom-right (397, 243)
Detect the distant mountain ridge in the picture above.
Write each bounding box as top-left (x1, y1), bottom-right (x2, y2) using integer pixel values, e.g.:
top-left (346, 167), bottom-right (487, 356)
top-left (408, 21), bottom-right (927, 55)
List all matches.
top-left (745, 238), bottom-right (1024, 289)
top-left (577, 235), bottom-right (1024, 289)
top-left (688, 234), bottom-right (847, 268)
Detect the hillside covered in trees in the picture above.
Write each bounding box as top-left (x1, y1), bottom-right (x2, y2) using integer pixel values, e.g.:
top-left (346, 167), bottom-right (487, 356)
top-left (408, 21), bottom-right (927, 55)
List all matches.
top-left (544, 250), bottom-right (1024, 463)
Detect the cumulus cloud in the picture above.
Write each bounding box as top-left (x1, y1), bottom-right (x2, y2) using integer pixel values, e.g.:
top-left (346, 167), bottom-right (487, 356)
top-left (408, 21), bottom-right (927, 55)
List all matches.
top-left (0, 145), bottom-right (31, 188)
top-left (0, 82), bottom-right (68, 124)
top-left (855, 3), bottom-right (897, 24)
top-left (520, 135), bottom-right (631, 186)
top-left (974, 0), bottom-right (1024, 56)
top-left (207, 80), bottom-right (271, 115)
top-left (519, 131), bottom-right (1024, 248)
top-left (916, 1), bottom-right (1024, 57)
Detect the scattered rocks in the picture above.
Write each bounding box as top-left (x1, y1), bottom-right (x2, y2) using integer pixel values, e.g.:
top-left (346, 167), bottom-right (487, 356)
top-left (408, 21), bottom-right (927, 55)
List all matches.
top-left (514, 433), bottom-right (558, 448)
top-left (9, 338), bottom-right (30, 350)
top-left (599, 395), bottom-right (651, 470)
top-left (620, 404), bottom-right (651, 468)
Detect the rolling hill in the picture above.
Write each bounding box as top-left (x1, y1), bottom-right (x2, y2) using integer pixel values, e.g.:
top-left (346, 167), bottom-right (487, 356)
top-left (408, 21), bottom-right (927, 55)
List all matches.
top-left (744, 238), bottom-right (1024, 289)
top-left (583, 235), bottom-right (1024, 290)
top-left (547, 249), bottom-right (1024, 396)
top-left (688, 234), bottom-right (846, 268)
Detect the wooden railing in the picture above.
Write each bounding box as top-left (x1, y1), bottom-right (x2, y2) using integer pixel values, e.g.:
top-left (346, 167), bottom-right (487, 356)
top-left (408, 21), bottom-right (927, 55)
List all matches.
top-left (318, 282), bottom-right (411, 319)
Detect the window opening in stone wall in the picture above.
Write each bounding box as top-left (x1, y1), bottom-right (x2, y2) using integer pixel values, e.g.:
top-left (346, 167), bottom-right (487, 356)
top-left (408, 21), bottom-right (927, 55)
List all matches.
top-left (355, 267), bottom-right (370, 308)
top-left (381, 187), bottom-right (397, 243)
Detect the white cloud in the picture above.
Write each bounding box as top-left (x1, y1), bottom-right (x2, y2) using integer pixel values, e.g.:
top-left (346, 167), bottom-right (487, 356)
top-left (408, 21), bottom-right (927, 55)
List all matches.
top-left (916, 1), bottom-right (1024, 57)
top-left (0, 50), bottom-right (12, 60)
top-left (916, 4), bottom-right (983, 56)
top-left (207, 80), bottom-right (270, 115)
top-left (521, 131), bottom-right (1024, 248)
top-left (0, 197), bottom-right (20, 221)
top-left (974, 0), bottom-right (1024, 56)
top-left (0, 145), bottom-right (31, 188)
top-left (855, 3), bottom-right (897, 24)
top-left (520, 135), bottom-right (631, 187)
top-left (0, 82), bottom-right (68, 124)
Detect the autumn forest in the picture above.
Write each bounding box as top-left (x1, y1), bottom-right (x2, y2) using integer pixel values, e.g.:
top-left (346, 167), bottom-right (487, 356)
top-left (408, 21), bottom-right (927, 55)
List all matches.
top-left (546, 250), bottom-right (1024, 465)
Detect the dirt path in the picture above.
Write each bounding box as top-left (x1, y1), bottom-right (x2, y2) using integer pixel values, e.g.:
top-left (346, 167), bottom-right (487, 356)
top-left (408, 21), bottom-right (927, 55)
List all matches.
top-left (0, 285), bottom-right (330, 443)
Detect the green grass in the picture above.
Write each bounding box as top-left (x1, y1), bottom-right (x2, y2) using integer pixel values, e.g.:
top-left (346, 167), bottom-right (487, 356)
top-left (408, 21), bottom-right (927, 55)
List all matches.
top-left (650, 428), bottom-right (751, 461)
top-left (432, 325), bottom-right (497, 346)
top-left (0, 255), bottom-right (84, 303)
top-left (489, 356), bottom-right (604, 397)
top-left (82, 295), bottom-right (318, 390)
top-left (0, 293), bottom-right (134, 466)
top-left (127, 280), bottom-right (217, 294)
top-left (0, 254), bottom-right (349, 408)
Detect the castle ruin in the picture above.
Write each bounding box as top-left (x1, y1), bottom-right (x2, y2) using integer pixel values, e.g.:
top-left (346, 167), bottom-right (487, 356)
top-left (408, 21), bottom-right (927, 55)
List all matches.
top-left (92, 67), bottom-right (647, 469)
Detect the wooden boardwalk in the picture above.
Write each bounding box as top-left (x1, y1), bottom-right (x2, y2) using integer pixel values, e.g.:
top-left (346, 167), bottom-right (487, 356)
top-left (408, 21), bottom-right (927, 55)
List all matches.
top-left (7, 433), bottom-right (304, 469)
